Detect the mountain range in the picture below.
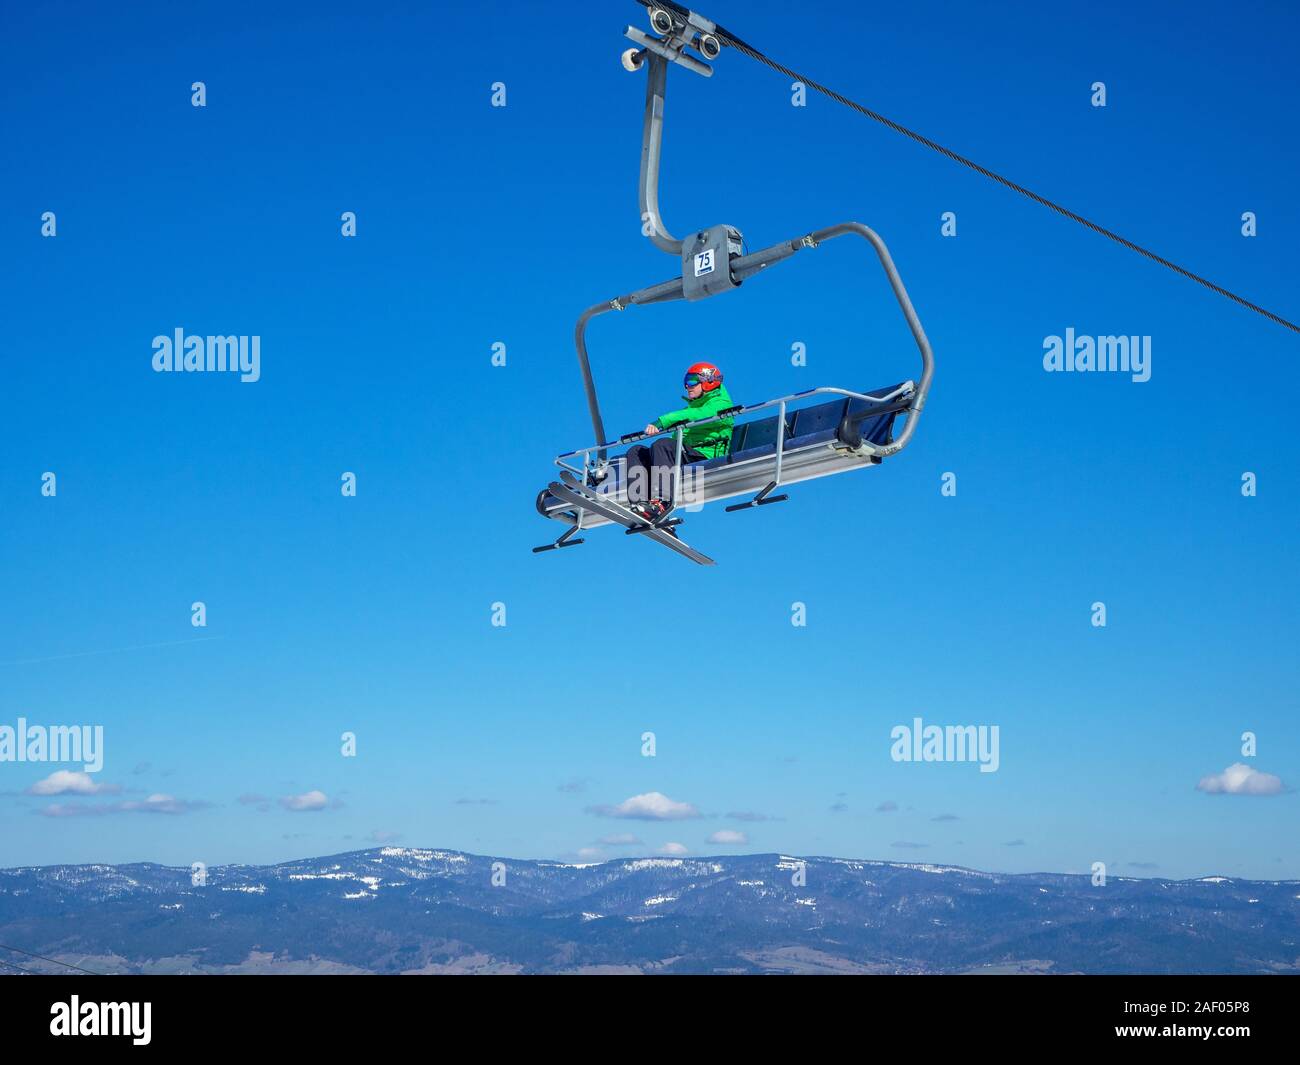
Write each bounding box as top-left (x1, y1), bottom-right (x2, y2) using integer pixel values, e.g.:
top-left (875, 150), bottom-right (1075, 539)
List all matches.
top-left (1, 848), bottom-right (1296, 974)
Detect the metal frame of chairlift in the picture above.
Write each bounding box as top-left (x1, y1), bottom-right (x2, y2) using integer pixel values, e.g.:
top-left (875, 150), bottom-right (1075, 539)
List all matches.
top-left (534, 4), bottom-right (935, 564)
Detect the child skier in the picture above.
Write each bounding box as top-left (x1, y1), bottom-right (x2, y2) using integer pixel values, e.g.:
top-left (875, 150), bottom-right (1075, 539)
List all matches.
top-left (626, 361), bottom-right (734, 522)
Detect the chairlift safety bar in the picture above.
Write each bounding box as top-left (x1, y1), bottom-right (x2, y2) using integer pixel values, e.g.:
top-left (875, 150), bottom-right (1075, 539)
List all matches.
top-left (553, 382), bottom-right (915, 500)
top-left (555, 383), bottom-right (915, 463)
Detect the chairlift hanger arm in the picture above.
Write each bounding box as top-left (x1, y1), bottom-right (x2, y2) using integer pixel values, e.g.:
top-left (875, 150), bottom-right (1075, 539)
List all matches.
top-left (573, 223), bottom-right (932, 461)
top-left (624, 6), bottom-right (726, 256)
top-left (636, 53), bottom-right (681, 255)
top-left (574, 277), bottom-right (684, 460)
top-left (788, 222), bottom-right (934, 458)
top-left (572, 7), bottom-right (933, 466)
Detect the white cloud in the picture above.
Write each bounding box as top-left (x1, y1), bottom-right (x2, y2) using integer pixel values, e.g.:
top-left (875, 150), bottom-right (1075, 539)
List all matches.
top-left (39, 794), bottom-right (206, 817)
top-left (577, 846), bottom-right (604, 860)
top-left (658, 842), bottom-right (689, 856)
top-left (280, 790), bottom-right (329, 811)
top-left (588, 791), bottom-right (701, 821)
top-left (135, 794), bottom-right (191, 813)
top-left (707, 829), bottom-right (748, 845)
top-left (1196, 763), bottom-right (1285, 796)
top-left (598, 833), bottom-right (643, 846)
top-left (26, 771), bottom-right (120, 796)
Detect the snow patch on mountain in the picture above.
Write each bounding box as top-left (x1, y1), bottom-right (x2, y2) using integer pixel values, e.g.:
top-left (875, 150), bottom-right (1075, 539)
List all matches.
top-left (625, 859), bottom-right (684, 871)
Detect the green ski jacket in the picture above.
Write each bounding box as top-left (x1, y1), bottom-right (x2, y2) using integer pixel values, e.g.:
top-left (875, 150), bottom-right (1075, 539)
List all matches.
top-left (654, 384), bottom-right (735, 459)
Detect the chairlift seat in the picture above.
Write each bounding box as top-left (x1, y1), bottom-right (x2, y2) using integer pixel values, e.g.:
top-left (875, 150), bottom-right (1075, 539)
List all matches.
top-left (536, 383), bottom-right (910, 523)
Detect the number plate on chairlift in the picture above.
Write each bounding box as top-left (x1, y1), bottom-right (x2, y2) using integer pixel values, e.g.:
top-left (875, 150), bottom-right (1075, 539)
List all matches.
top-left (682, 224), bottom-right (742, 301)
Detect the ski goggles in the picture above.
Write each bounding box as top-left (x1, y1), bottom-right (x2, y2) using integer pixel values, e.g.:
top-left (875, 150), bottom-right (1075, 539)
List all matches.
top-left (683, 374), bottom-right (704, 387)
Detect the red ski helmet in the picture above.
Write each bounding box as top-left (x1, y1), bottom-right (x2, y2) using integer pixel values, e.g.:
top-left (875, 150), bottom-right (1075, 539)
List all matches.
top-left (684, 361), bottom-right (723, 392)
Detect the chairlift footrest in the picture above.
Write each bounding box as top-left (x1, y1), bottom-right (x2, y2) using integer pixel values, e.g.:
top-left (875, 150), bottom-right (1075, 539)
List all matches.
top-left (533, 524), bottom-right (585, 553)
top-left (532, 537), bottom-right (585, 553)
top-left (726, 481), bottom-right (790, 512)
top-left (725, 495), bottom-right (788, 512)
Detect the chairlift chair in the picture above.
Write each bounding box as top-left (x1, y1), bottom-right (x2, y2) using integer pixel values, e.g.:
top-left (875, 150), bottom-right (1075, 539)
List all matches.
top-left (534, 4), bottom-right (935, 565)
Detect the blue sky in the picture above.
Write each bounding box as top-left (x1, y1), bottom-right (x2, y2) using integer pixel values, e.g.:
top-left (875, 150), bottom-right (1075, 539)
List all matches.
top-left (1, 0), bottom-right (1296, 880)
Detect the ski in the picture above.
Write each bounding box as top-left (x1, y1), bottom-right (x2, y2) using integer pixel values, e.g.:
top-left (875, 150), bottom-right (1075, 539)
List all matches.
top-left (557, 469), bottom-right (691, 538)
top-left (547, 478), bottom-right (715, 566)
